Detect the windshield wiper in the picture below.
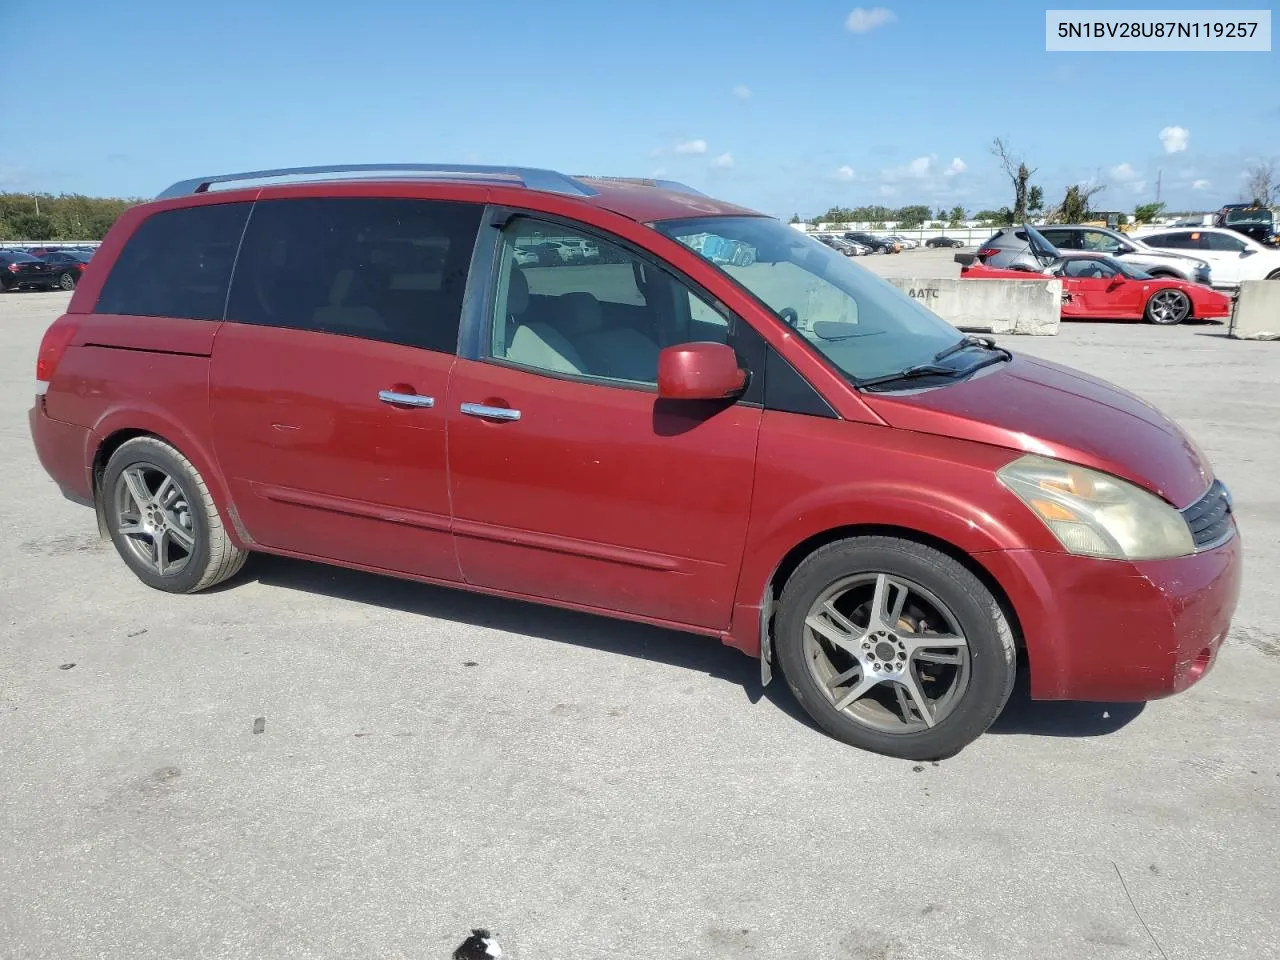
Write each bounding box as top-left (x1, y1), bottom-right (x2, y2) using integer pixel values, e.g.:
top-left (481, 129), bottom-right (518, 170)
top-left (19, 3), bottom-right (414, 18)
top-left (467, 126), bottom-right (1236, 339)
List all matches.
top-left (859, 342), bottom-right (1012, 391)
top-left (933, 334), bottom-right (1011, 363)
top-left (857, 363), bottom-right (961, 389)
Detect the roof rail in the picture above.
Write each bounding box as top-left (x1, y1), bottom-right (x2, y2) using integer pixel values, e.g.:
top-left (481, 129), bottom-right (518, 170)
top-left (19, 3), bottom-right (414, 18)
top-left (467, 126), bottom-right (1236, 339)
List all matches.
top-left (579, 176), bottom-right (707, 197)
top-left (154, 164), bottom-right (601, 200)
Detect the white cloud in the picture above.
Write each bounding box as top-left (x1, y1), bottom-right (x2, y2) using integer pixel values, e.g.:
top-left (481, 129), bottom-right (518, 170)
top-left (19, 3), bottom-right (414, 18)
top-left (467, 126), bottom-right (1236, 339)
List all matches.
top-left (883, 155), bottom-right (934, 181)
top-left (674, 139), bottom-right (708, 155)
top-left (1110, 162), bottom-right (1140, 182)
top-left (832, 165), bottom-right (856, 182)
top-left (732, 85), bottom-right (752, 101)
top-left (709, 152), bottom-right (736, 170)
top-left (1159, 125), bottom-right (1189, 154)
top-left (845, 7), bottom-right (895, 33)
top-left (1128, 180), bottom-right (1147, 195)
top-left (1193, 178), bottom-right (1211, 190)
top-left (651, 167), bottom-right (667, 177)
top-left (944, 157), bottom-right (967, 176)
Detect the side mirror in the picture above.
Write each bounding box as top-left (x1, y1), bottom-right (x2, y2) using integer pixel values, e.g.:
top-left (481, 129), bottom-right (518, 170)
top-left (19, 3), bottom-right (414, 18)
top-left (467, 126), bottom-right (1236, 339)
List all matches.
top-left (657, 342), bottom-right (747, 401)
top-left (1107, 274), bottom-right (1125, 288)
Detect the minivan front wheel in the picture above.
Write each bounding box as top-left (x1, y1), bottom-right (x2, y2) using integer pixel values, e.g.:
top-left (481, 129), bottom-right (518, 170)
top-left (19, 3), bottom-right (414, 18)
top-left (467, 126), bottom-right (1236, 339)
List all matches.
top-left (103, 436), bottom-right (248, 593)
top-left (774, 537), bottom-right (1016, 760)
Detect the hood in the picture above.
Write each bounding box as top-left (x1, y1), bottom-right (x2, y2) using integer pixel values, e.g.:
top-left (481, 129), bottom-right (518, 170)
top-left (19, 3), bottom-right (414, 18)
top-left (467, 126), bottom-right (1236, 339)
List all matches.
top-left (863, 354), bottom-right (1213, 508)
top-left (1129, 246), bottom-right (1204, 266)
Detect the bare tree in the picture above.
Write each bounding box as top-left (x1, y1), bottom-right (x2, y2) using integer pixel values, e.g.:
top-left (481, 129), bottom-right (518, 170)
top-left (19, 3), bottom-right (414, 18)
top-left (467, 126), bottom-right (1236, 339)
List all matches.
top-left (991, 138), bottom-right (1038, 223)
top-left (1244, 160), bottom-right (1276, 206)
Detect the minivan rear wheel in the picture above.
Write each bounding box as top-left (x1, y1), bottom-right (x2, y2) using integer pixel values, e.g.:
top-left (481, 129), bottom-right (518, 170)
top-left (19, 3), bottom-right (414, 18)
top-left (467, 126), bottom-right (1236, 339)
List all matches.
top-left (774, 537), bottom-right (1016, 760)
top-left (103, 436), bottom-right (248, 593)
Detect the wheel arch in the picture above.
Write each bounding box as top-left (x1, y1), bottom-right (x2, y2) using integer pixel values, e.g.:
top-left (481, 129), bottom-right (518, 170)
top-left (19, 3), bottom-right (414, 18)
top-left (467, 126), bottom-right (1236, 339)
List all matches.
top-left (750, 523), bottom-right (1027, 686)
top-left (88, 421), bottom-right (251, 549)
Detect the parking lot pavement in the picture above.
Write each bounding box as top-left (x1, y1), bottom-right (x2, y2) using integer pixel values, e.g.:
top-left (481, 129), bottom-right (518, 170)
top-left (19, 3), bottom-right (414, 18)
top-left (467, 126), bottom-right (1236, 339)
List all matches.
top-left (857, 246), bottom-right (968, 279)
top-left (3, 290), bottom-right (1279, 960)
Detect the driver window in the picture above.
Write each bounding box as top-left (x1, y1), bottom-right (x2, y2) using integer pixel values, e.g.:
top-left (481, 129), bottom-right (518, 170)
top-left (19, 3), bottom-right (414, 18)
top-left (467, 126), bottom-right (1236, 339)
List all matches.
top-left (490, 217), bottom-right (729, 386)
top-left (1205, 232), bottom-right (1247, 252)
top-left (1082, 231), bottom-right (1121, 253)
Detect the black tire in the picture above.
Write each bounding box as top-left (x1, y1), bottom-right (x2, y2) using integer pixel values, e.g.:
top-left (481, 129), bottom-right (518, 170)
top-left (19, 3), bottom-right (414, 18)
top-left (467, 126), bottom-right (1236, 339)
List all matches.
top-left (58, 271), bottom-right (76, 290)
top-left (1266, 269), bottom-right (1280, 280)
top-left (774, 536), bottom-right (1016, 760)
top-left (102, 436), bottom-right (248, 594)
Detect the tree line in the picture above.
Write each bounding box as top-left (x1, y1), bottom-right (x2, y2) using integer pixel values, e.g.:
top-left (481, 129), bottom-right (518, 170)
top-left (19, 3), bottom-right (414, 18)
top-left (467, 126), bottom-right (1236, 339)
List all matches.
top-left (0, 193), bottom-right (140, 241)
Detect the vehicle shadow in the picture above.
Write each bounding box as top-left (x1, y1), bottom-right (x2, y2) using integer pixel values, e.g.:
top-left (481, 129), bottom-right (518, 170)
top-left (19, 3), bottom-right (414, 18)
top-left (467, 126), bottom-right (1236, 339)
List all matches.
top-left (239, 555), bottom-right (1146, 742)
top-left (988, 665), bottom-right (1145, 737)
top-left (239, 553), bottom-right (817, 730)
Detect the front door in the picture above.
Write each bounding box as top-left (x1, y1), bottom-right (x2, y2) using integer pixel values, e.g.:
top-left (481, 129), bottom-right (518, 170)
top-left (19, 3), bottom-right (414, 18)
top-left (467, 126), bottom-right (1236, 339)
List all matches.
top-left (209, 194), bottom-right (483, 581)
top-left (446, 214), bottom-right (763, 629)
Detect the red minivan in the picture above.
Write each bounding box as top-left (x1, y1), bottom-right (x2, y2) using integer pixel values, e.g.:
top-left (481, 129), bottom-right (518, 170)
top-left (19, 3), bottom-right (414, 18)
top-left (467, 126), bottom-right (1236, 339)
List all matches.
top-left (29, 165), bottom-right (1242, 760)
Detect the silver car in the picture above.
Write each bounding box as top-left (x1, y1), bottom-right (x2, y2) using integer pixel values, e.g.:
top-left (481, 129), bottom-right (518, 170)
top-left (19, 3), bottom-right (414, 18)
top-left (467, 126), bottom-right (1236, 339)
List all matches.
top-left (976, 224), bottom-right (1211, 285)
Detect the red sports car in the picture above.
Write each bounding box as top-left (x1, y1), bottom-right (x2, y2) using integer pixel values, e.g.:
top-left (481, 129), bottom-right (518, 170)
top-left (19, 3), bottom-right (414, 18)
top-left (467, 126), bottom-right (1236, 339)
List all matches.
top-left (962, 253), bottom-right (1231, 324)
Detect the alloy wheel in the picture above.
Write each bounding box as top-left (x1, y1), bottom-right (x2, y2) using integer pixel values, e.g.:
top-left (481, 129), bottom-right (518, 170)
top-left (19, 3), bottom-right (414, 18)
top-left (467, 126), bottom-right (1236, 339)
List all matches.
top-left (1148, 289), bottom-right (1190, 324)
top-left (112, 463), bottom-right (197, 576)
top-left (802, 572), bottom-right (971, 732)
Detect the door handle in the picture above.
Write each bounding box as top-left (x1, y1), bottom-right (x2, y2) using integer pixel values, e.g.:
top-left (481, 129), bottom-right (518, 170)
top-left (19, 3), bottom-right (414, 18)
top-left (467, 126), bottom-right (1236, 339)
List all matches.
top-left (460, 402), bottom-right (521, 421)
top-left (378, 390), bottom-right (435, 408)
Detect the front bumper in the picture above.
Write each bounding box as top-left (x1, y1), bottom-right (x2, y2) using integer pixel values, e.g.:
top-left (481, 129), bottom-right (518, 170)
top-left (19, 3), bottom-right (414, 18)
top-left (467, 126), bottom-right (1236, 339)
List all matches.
top-left (980, 531), bottom-right (1242, 701)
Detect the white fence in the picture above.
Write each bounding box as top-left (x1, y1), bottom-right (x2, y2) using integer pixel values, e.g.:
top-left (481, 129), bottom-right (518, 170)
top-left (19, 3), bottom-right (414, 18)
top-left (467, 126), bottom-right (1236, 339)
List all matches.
top-left (0, 241), bottom-right (102, 250)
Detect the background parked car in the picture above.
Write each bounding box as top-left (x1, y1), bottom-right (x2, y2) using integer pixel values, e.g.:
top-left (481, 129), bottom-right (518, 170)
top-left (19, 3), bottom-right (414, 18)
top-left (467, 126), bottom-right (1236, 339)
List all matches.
top-left (0, 250), bottom-right (58, 291)
top-left (842, 231), bottom-right (899, 254)
top-left (1132, 226), bottom-right (1280, 287)
top-left (36, 249), bottom-right (93, 290)
top-left (816, 235), bottom-right (868, 257)
top-left (1035, 224), bottom-right (1211, 285)
top-left (926, 236), bottom-right (965, 248)
top-left (963, 250), bottom-right (1231, 325)
top-left (885, 234), bottom-right (919, 250)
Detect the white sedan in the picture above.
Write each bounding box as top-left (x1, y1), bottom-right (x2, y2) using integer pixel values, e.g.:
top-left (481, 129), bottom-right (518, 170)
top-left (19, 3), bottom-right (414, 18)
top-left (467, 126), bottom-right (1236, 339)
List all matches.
top-left (1131, 226), bottom-right (1280, 288)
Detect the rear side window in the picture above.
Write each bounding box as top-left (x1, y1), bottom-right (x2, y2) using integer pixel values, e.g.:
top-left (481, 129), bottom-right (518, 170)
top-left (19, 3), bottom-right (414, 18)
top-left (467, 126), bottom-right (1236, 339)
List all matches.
top-left (1142, 232), bottom-right (1190, 249)
top-left (96, 203), bottom-right (251, 320)
top-left (225, 197), bottom-right (482, 353)
top-left (1039, 229), bottom-right (1080, 250)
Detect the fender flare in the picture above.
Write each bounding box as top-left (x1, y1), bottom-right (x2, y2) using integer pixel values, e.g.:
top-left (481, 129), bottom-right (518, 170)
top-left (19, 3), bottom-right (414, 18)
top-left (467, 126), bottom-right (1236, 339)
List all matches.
top-left (732, 482), bottom-right (1050, 681)
top-left (86, 405), bottom-right (250, 549)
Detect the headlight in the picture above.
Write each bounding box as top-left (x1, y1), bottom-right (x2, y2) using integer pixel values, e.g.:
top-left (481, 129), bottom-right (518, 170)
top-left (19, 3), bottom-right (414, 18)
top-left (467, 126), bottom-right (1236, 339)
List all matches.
top-left (997, 455), bottom-right (1194, 560)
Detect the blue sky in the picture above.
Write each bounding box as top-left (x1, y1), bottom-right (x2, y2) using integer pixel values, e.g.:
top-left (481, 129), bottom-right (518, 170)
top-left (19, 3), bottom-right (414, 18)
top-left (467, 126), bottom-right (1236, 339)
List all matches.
top-left (1, 1), bottom-right (1276, 218)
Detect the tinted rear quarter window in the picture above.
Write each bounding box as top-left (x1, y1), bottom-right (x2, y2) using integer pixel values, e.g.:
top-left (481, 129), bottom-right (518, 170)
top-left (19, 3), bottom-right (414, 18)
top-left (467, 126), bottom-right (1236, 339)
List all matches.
top-left (225, 197), bottom-right (482, 353)
top-left (96, 203), bottom-right (251, 319)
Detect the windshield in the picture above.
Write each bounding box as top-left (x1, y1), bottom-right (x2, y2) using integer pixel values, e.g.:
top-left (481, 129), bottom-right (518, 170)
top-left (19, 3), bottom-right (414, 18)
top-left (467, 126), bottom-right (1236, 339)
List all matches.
top-left (1224, 208), bottom-right (1273, 226)
top-left (654, 216), bottom-right (964, 383)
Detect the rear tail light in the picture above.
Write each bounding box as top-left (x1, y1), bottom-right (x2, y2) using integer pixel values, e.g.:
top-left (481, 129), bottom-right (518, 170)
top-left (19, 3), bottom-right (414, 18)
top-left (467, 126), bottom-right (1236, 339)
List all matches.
top-left (977, 247), bottom-right (998, 259)
top-left (6, 262), bottom-right (19, 273)
top-left (35, 315), bottom-right (79, 392)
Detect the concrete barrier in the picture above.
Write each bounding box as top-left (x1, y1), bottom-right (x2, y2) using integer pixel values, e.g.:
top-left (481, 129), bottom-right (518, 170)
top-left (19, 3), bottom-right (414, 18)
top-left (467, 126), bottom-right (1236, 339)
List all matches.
top-left (884, 277), bottom-right (1061, 336)
top-left (1230, 281), bottom-right (1280, 341)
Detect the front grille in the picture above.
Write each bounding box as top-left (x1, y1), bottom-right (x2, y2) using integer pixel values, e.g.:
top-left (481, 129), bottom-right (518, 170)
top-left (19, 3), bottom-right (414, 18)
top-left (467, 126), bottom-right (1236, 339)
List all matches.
top-left (1181, 480), bottom-right (1234, 549)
